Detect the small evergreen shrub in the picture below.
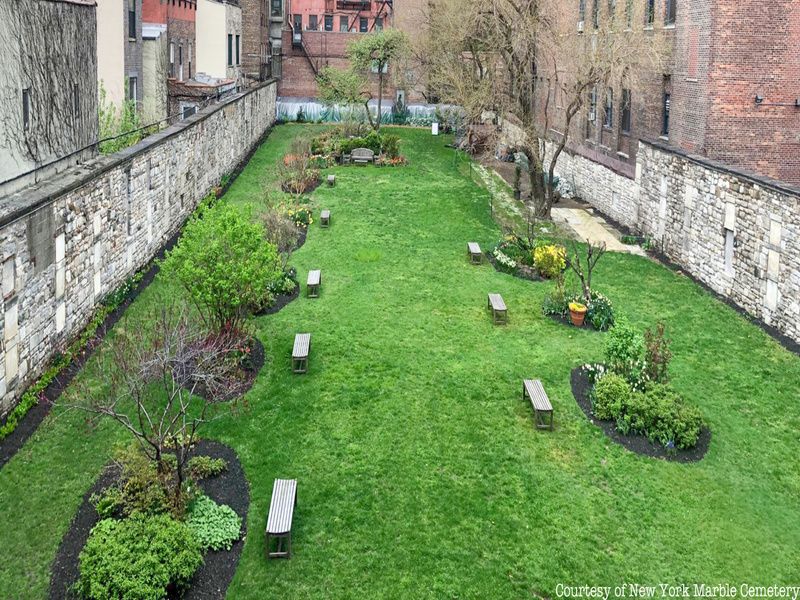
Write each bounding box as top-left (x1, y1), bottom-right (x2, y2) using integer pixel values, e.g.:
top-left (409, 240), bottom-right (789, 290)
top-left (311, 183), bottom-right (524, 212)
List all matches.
top-left (604, 321), bottom-right (646, 389)
top-left (615, 384), bottom-right (704, 449)
top-left (187, 456), bottom-right (227, 480)
top-left (187, 495), bottom-right (242, 551)
top-left (592, 373), bottom-right (630, 421)
top-left (77, 514), bottom-right (202, 600)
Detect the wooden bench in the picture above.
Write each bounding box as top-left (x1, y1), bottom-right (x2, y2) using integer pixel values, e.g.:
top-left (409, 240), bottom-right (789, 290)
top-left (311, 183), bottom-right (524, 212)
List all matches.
top-left (266, 478), bottom-right (297, 559)
top-left (523, 379), bottom-right (554, 430)
top-left (352, 147), bottom-right (375, 165)
top-left (307, 270), bottom-right (321, 298)
top-left (487, 293), bottom-right (507, 324)
top-left (327, 174), bottom-right (336, 187)
top-left (467, 242), bottom-right (482, 264)
top-left (292, 333), bottom-right (311, 374)
top-left (320, 209), bottom-right (331, 228)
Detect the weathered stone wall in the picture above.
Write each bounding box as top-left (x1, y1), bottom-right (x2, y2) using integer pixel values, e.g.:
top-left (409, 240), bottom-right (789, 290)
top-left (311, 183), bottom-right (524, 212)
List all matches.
top-left (0, 80), bottom-right (277, 415)
top-left (636, 140), bottom-right (800, 343)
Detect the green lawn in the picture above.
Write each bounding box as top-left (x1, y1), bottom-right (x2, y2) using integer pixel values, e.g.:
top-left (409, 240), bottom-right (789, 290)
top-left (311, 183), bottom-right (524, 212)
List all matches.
top-left (1, 125), bottom-right (799, 599)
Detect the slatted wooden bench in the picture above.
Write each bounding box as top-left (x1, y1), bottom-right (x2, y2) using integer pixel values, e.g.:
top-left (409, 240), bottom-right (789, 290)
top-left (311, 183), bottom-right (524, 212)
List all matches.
top-left (320, 209), bottom-right (331, 228)
top-left (307, 270), bottom-right (321, 298)
top-left (327, 174), bottom-right (336, 187)
top-left (292, 333), bottom-right (311, 374)
top-left (266, 478), bottom-right (297, 559)
top-left (487, 293), bottom-right (508, 324)
top-left (352, 147), bottom-right (375, 165)
top-left (467, 242), bottom-right (482, 264)
top-left (523, 379), bottom-right (554, 430)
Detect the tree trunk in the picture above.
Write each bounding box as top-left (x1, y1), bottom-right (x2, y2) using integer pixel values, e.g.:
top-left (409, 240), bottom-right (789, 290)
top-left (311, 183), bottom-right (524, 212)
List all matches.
top-left (376, 71), bottom-right (383, 132)
top-left (529, 162), bottom-right (549, 219)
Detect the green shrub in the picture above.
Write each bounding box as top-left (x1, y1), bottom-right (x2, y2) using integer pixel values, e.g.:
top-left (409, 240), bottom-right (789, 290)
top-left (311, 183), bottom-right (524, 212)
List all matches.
top-left (94, 445), bottom-right (173, 518)
top-left (542, 287), bottom-right (568, 318)
top-left (187, 495), bottom-right (242, 551)
top-left (615, 384), bottom-right (704, 449)
top-left (381, 134), bottom-right (401, 158)
top-left (533, 244), bottom-right (566, 279)
top-left (586, 291), bottom-right (615, 331)
top-left (77, 514), bottom-right (202, 600)
top-left (604, 321), bottom-right (646, 389)
top-left (161, 203), bottom-right (283, 332)
top-left (592, 374), bottom-right (631, 421)
top-left (187, 456), bottom-right (227, 480)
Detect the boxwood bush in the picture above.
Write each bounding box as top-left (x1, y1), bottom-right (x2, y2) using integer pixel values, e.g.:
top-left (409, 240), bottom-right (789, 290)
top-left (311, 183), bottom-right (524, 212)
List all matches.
top-left (77, 513), bottom-right (202, 600)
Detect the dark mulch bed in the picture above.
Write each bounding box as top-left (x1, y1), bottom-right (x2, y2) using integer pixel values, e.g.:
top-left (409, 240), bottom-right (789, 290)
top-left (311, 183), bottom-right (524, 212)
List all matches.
top-left (546, 312), bottom-right (605, 332)
top-left (49, 440), bottom-right (250, 600)
top-left (282, 177), bottom-right (322, 196)
top-left (485, 252), bottom-right (544, 282)
top-left (0, 227), bottom-right (182, 470)
top-left (570, 367), bottom-right (711, 463)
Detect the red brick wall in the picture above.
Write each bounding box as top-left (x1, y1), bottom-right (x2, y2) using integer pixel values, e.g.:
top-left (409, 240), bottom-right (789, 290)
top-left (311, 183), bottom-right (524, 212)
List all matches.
top-left (241, 0), bottom-right (267, 84)
top-left (701, 0), bottom-right (800, 184)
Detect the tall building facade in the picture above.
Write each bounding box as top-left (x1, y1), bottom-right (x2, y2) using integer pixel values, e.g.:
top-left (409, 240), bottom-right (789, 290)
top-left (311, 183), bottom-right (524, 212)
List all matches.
top-left (545, 0), bottom-right (800, 186)
top-left (97, 0), bottom-right (144, 110)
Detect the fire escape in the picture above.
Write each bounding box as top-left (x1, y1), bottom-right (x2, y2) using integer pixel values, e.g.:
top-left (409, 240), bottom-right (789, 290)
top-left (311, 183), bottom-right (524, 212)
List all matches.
top-left (290, 0), bottom-right (394, 76)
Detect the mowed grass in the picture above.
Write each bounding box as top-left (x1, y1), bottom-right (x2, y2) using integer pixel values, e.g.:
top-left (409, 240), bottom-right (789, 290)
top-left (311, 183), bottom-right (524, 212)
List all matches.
top-left (1, 124), bottom-right (799, 599)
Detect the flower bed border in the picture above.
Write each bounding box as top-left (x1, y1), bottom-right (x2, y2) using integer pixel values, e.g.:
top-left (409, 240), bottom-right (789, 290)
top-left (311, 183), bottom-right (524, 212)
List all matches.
top-left (484, 252), bottom-right (544, 282)
top-left (570, 367), bottom-right (711, 463)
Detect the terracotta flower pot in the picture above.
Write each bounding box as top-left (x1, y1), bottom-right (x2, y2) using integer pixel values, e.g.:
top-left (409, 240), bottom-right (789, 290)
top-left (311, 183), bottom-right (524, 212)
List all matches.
top-left (569, 303), bottom-right (588, 327)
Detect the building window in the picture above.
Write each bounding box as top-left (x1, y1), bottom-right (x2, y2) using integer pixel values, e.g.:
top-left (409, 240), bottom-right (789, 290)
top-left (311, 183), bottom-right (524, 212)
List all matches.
top-left (592, 0), bottom-right (599, 28)
top-left (293, 14), bottom-right (302, 31)
top-left (662, 75), bottom-right (671, 136)
top-left (625, 0), bottom-right (633, 26)
top-left (227, 34), bottom-right (233, 65)
top-left (127, 76), bottom-right (137, 103)
top-left (665, 0), bottom-right (676, 24)
top-left (128, 0), bottom-right (136, 39)
top-left (235, 34), bottom-right (240, 64)
top-left (339, 15), bottom-right (349, 32)
top-left (646, 0), bottom-right (655, 25)
top-left (607, 0), bottom-right (616, 21)
top-left (578, 0), bottom-right (586, 22)
top-left (588, 86), bottom-right (597, 123)
top-left (170, 42), bottom-right (175, 77)
top-left (620, 88), bottom-right (631, 133)
top-left (270, 0), bottom-right (281, 17)
top-left (182, 105), bottom-right (196, 119)
top-left (603, 88), bottom-right (613, 128)
top-left (73, 83), bottom-right (79, 118)
top-left (178, 45), bottom-right (183, 80)
top-left (188, 43), bottom-right (193, 78)
top-left (359, 17), bottom-right (368, 32)
top-left (22, 88), bottom-right (31, 130)
top-left (324, 14), bottom-right (333, 31)
top-left (308, 14), bottom-right (318, 30)
top-left (375, 17), bottom-right (383, 31)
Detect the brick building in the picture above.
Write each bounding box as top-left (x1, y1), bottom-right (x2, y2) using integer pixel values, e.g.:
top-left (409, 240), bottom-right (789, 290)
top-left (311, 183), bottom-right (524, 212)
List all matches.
top-left (240, 0), bottom-right (282, 86)
top-left (547, 0), bottom-right (800, 186)
top-left (279, 0), bottom-right (395, 99)
top-left (142, 0), bottom-right (197, 84)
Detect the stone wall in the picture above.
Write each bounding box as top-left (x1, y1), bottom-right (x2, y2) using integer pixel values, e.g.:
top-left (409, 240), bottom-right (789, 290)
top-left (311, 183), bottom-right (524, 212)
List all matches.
top-left (0, 80), bottom-right (277, 416)
top-left (498, 118), bottom-right (800, 346)
top-left (636, 140), bottom-right (800, 343)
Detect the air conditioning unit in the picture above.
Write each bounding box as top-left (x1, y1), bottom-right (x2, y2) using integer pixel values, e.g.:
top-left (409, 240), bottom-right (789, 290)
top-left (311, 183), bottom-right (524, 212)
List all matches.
top-left (577, 20), bottom-right (585, 33)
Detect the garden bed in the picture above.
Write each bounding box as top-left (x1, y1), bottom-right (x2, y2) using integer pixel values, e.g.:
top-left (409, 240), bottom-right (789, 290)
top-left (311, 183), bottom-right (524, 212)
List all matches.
top-left (570, 367), bottom-right (710, 463)
top-left (484, 252), bottom-right (543, 282)
top-left (48, 440), bottom-right (249, 600)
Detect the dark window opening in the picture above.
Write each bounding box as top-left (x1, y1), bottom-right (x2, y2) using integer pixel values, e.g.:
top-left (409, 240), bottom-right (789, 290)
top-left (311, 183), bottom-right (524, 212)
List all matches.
top-left (293, 14), bottom-right (302, 31)
top-left (324, 14), bottom-right (333, 31)
top-left (339, 15), bottom-right (349, 31)
top-left (270, 0), bottom-right (282, 17)
top-left (128, 0), bottom-right (136, 39)
top-left (73, 83), bottom-right (79, 118)
top-left (662, 76), bottom-right (671, 136)
top-left (621, 89), bottom-right (631, 133)
top-left (375, 17), bottom-right (383, 30)
top-left (646, 0), bottom-right (655, 24)
top-left (235, 34), bottom-right (240, 64)
top-left (308, 14), bottom-right (318, 30)
top-left (228, 34), bottom-right (233, 66)
top-left (592, 0), bottom-right (599, 28)
top-left (665, 0), bottom-right (676, 24)
top-left (22, 88), bottom-right (30, 131)
top-left (359, 17), bottom-right (368, 32)
top-left (603, 88), bottom-right (613, 128)
top-left (579, 0), bottom-right (586, 22)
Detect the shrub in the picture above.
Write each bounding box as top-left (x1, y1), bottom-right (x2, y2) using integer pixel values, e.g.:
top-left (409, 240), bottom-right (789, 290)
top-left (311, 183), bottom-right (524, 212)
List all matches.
top-left (615, 384), bottom-right (704, 449)
top-left (187, 495), bottom-right (242, 551)
top-left (287, 205), bottom-right (313, 228)
top-left (542, 287), bottom-right (568, 318)
top-left (261, 208), bottom-right (301, 260)
top-left (381, 134), bottom-right (401, 159)
top-left (586, 290), bottom-right (615, 331)
top-left (533, 244), bottom-right (566, 279)
top-left (604, 321), bottom-right (646, 389)
top-left (187, 456), bottom-right (227, 480)
top-left (161, 204), bottom-right (283, 332)
top-left (644, 322), bottom-right (672, 383)
top-left (491, 247), bottom-right (517, 273)
top-left (77, 514), bottom-right (202, 600)
top-left (592, 373), bottom-right (631, 421)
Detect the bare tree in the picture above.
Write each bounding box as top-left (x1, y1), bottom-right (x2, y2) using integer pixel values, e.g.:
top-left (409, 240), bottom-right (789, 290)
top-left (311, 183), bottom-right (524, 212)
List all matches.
top-left (567, 239), bottom-right (607, 303)
top-left (67, 307), bottom-right (245, 513)
top-left (419, 0), bottom-right (664, 217)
